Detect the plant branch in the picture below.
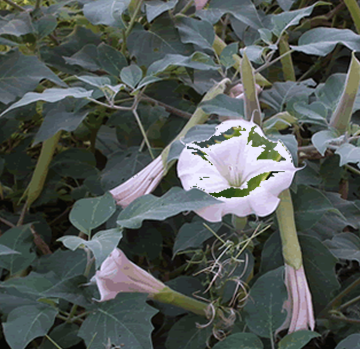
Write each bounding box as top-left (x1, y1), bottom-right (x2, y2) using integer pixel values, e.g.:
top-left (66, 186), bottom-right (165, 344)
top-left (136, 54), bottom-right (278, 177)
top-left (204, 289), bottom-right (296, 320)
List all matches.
top-left (141, 96), bottom-right (192, 119)
top-left (125, 0), bottom-right (144, 38)
top-left (2, 0), bottom-right (26, 11)
top-left (0, 216), bottom-right (15, 228)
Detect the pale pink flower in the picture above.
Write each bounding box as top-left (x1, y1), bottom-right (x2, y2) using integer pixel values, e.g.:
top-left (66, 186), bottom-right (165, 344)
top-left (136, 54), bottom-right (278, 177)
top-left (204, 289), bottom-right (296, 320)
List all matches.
top-left (277, 264), bottom-right (315, 334)
top-left (92, 248), bottom-right (166, 302)
top-left (177, 119), bottom-right (299, 222)
top-left (195, 0), bottom-right (209, 10)
top-left (109, 155), bottom-right (164, 208)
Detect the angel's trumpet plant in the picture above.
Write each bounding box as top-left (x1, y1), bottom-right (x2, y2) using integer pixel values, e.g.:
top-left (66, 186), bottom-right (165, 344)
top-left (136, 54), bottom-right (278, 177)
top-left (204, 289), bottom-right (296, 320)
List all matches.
top-left (275, 190), bottom-right (315, 334)
top-left (176, 119), bottom-right (299, 222)
top-left (92, 248), bottom-right (211, 317)
top-left (110, 79), bottom-right (230, 207)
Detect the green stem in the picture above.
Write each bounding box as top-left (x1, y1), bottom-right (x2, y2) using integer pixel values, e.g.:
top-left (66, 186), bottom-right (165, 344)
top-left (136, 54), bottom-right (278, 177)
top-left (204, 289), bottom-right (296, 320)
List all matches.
top-left (152, 287), bottom-right (210, 317)
top-left (133, 107), bottom-right (155, 159)
top-left (180, 0), bottom-right (195, 14)
top-left (2, 0), bottom-right (25, 11)
top-left (35, 0), bottom-right (41, 9)
top-left (344, 0), bottom-right (360, 34)
top-left (339, 294), bottom-right (360, 310)
top-left (276, 190), bottom-right (303, 269)
top-left (125, 0), bottom-right (143, 38)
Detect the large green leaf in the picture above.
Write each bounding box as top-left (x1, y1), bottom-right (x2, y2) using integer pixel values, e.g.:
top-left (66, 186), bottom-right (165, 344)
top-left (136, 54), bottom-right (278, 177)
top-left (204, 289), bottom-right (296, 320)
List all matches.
top-left (120, 64), bottom-right (143, 88)
top-left (173, 220), bottom-right (221, 255)
top-left (34, 101), bottom-right (89, 144)
top-left (0, 50), bottom-right (66, 105)
top-left (278, 330), bottom-right (320, 349)
top-left (175, 16), bottom-right (215, 50)
top-left (291, 28), bottom-right (360, 56)
top-left (69, 192), bottom-right (116, 235)
top-left (165, 314), bottom-right (212, 349)
top-left (335, 334), bottom-right (360, 349)
top-left (117, 187), bottom-right (222, 229)
top-left (0, 12), bottom-right (34, 37)
top-left (323, 233), bottom-right (360, 263)
top-left (58, 228), bottom-right (123, 269)
top-left (1, 271), bottom-right (93, 307)
top-left (0, 244), bottom-right (20, 256)
top-left (311, 129), bottom-right (340, 156)
top-left (40, 322), bottom-right (82, 349)
top-left (298, 234), bottom-right (340, 313)
top-left (83, 0), bottom-right (129, 28)
top-left (63, 44), bottom-right (101, 71)
top-left (3, 305), bottom-right (57, 349)
top-left (0, 88), bottom-right (93, 116)
top-left (335, 143), bottom-right (360, 167)
top-left (127, 16), bottom-right (192, 67)
top-left (292, 185), bottom-right (344, 231)
top-left (271, 2), bottom-right (327, 37)
top-left (97, 43), bottom-right (128, 77)
top-left (147, 52), bottom-right (218, 76)
top-left (212, 332), bottom-right (264, 349)
top-left (146, 0), bottom-right (178, 22)
top-left (244, 267), bottom-right (287, 338)
top-left (78, 293), bottom-right (158, 349)
top-left (0, 224), bottom-right (36, 275)
top-left (199, 94), bottom-right (245, 118)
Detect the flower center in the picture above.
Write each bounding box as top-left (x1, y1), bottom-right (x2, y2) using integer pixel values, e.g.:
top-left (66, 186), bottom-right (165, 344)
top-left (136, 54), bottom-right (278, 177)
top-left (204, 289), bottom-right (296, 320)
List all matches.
top-left (226, 164), bottom-right (244, 187)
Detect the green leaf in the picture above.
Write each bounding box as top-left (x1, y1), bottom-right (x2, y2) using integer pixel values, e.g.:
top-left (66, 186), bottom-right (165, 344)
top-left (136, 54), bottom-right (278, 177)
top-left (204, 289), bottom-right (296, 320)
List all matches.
top-left (173, 220), bottom-right (221, 255)
top-left (83, 0), bottom-right (129, 28)
top-left (0, 50), bottom-right (66, 105)
top-left (147, 52), bottom-right (218, 76)
top-left (3, 305), bottom-right (57, 349)
top-left (291, 28), bottom-right (360, 56)
top-left (70, 192), bottom-right (116, 235)
top-left (40, 323), bottom-right (82, 349)
top-left (324, 233), bottom-right (360, 263)
top-left (33, 14), bottom-right (57, 39)
top-left (0, 12), bottom-right (34, 37)
top-left (63, 44), bottom-right (101, 71)
top-left (97, 43), bottom-right (128, 77)
top-left (277, 0), bottom-right (296, 11)
top-left (34, 101), bottom-right (89, 144)
top-left (78, 293), bottom-right (158, 349)
top-left (240, 45), bottom-right (265, 64)
top-left (335, 334), bottom-right (360, 349)
top-left (58, 228), bottom-right (123, 269)
top-left (127, 17), bottom-right (192, 68)
top-left (146, 0), bottom-right (178, 22)
top-left (50, 148), bottom-right (98, 179)
top-left (293, 185), bottom-right (343, 231)
top-left (212, 332), bottom-right (264, 349)
top-left (76, 75), bottom-right (112, 88)
top-left (311, 129), bottom-right (340, 156)
top-left (220, 42), bottom-right (238, 68)
top-left (200, 94), bottom-right (244, 118)
top-left (165, 314), bottom-right (212, 349)
top-left (335, 143), bottom-right (360, 166)
top-left (120, 64), bottom-right (143, 89)
top-left (278, 330), bottom-right (321, 349)
top-left (175, 16), bottom-right (215, 50)
top-left (298, 234), bottom-right (340, 312)
top-left (292, 101), bottom-right (328, 126)
top-left (207, 0), bottom-right (263, 30)
top-left (271, 2), bottom-right (327, 37)
top-left (0, 88), bottom-right (93, 116)
top-left (244, 267), bottom-right (288, 338)
top-left (0, 224), bottom-right (36, 274)
top-left (0, 244), bottom-right (20, 256)
top-left (117, 187), bottom-right (222, 229)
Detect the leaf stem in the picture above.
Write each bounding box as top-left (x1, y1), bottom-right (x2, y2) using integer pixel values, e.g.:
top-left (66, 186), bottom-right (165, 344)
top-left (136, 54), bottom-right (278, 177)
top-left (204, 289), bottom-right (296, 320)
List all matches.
top-left (2, 0), bottom-right (26, 11)
top-left (344, 0), bottom-right (360, 33)
top-left (125, 0), bottom-right (144, 38)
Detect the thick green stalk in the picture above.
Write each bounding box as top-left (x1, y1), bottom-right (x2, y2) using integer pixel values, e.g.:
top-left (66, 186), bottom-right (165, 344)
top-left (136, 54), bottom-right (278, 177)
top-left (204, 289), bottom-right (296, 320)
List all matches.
top-left (23, 132), bottom-right (62, 207)
top-left (161, 78), bottom-right (230, 173)
top-left (329, 52), bottom-right (360, 134)
top-left (152, 287), bottom-right (210, 317)
top-left (344, 0), bottom-right (360, 34)
top-left (279, 35), bottom-right (296, 82)
top-left (240, 52), bottom-right (262, 126)
top-left (276, 190), bottom-right (302, 270)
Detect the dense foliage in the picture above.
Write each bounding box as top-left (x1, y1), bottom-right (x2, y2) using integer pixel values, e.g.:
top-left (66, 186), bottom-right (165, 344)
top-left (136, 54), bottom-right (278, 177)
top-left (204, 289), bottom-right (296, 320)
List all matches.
top-left (1, 0), bottom-right (360, 348)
